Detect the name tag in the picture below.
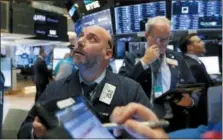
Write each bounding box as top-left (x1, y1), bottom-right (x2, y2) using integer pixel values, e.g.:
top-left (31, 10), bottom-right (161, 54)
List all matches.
top-left (57, 98), bottom-right (75, 109)
top-left (166, 58), bottom-right (178, 66)
top-left (154, 86), bottom-right (163, 98)
top-left (99, 83), bottom-right (116, 105)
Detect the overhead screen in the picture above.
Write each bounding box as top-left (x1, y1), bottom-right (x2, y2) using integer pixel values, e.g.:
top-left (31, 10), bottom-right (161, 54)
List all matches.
top-left (74, 9), bottom-right (113, 35)
top-left (171, 0), bottom-right (222, 30)
top-left (114, 1), bottom-right (166, 34)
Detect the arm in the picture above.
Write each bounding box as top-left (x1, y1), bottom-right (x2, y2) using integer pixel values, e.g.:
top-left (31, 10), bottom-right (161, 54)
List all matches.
top-left (119, 52), bottom-right (151, 83)
top-left (17, 83), bottom-right (54, 138)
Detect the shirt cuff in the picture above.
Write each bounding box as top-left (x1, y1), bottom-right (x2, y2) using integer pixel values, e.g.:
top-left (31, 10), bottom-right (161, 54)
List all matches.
top-left (31, 128), bottom-right (35, 139)
top-left (140, 59), bottom-right (150, 70)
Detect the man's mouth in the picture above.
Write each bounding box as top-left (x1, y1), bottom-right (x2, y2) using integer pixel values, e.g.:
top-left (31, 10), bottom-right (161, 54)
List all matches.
top-left (73, 50), bottom-right (84, 56)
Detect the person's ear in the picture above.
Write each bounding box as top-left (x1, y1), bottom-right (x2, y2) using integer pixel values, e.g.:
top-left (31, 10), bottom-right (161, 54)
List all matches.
top-left (104, 49), bottom-right (113, 60)
top-left (145, 32), bottom-right (149, 38)
top-left (187, 44), bottom-right (194, 52)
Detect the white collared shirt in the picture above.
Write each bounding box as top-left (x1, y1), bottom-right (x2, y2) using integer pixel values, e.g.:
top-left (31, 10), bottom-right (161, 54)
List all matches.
top-left (160, 55), bottom-right (171, 93)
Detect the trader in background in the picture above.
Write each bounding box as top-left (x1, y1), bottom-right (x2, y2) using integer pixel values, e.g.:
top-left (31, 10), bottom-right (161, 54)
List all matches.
top-left (119, 16), bottom-right (199, 132)
top-left (54, 32), bottom-right (77, 80)
top-left (18, 25), bottom-right (151, 139)
top-left (180, 33), bottom-right (214, 126)
top-left (33, 47), bottom-right (52, 101)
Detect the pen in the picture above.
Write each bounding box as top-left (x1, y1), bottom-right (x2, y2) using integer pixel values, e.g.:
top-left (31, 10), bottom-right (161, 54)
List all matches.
top-left (102, 120), bottom-right (169, 130)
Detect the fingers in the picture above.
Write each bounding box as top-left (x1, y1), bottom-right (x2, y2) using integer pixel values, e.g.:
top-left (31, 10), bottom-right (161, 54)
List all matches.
top-left (113, 128), bottom-right (123, 137)
top-left (33, 116), bottom-right (47, 138)
top-left (111, 103), bottom-right (159, 124)
top-left (176, 93), bottom-right (192, 107)
top-left (111, 106), bottom-right (126, 124)
top-left (124, 119), bottom-right (155, 138)
top-left (124, 119), bottom-right (168, 139)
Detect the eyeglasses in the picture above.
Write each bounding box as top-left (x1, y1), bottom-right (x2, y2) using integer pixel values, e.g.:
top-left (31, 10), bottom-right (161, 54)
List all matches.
top-left (151, 35), bottom-right (171, 43)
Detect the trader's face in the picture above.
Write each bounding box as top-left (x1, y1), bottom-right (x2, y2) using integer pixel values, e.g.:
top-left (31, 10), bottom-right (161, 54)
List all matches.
top-left (189, 36), bottom-right (206, 55)
top-left (146, 23), bottom-right (171, 55)
top-left (73, 26), bottom-right (112, 69)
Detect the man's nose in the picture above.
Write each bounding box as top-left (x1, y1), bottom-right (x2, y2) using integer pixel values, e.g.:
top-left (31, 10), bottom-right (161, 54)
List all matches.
top-left (77, 39), bottom-right (85, 48)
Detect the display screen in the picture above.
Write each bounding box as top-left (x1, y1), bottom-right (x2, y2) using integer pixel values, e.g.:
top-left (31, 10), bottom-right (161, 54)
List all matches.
top-left (115, 39), bottom-right (126, 58)
top-left (55, 97), bottom-right (114, 139)
top-left (75, 9), bottom-right (113, 34)
top-left (1, 57), bottom-right (12, 87)
top-left (53, 48), bottom-right (71, 59)
top-left (33, 47), bottom-right (40, 55)
top-left (114, 1), bottom-right (166, 34)
top-left (69, 4), bottom-right (77, 17)
top-left (199, 56), bottom-right (220, 75)
top-left (34, 9), bottom-right (67, 41)
top-left (171, 0), bottom-right (222, 30)
top-left (13, 46), bottom-right (52, 68)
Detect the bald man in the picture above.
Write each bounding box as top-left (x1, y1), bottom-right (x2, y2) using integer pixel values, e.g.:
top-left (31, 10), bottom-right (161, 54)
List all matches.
top-left (17, 26), bottom-right (151, 139)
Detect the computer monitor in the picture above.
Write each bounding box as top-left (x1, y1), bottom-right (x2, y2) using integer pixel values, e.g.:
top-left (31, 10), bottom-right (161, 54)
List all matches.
top-left (115, 59), bottom-right (124, 73)
top-left (199, 56), bottom-right (220, 75)
top-left (33, 47), bottom-right (40, 55)
top-left (128, 42), bottom-right (140, 53)
top-left (53, 48), bottom-right (71, 59)
top-left (115, 39), bottom-right (126, 59)
top-left (171, 0), bottom-right (222, 30)
top-left (69, 4), bottom-right (77, 17)
top-left (81, 9), bottom-right (113, 34)
top-left (128, 42), bottom-right (146, 58)
top-left (114, 1), bottom-right (166, 34)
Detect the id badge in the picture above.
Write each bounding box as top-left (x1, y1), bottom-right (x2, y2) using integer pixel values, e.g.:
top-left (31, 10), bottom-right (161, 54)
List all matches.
top-left (153, 86), bottom-right (163, 98)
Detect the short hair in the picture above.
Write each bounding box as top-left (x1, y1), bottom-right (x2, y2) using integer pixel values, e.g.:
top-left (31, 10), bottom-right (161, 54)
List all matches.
top-left (179, 33), bottom-right (197, 54)
top-left (145, 16), bottom-right (170, 35)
